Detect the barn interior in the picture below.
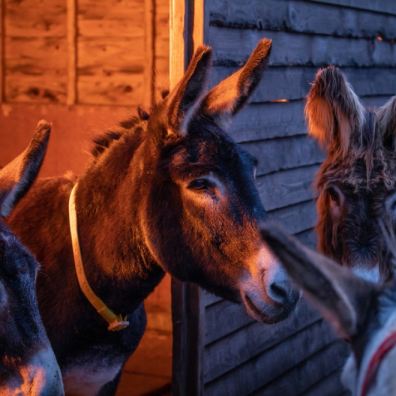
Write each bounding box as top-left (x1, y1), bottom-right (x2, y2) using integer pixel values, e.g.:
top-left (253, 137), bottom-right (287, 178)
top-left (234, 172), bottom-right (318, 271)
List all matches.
top-left (0, 0), bottom-right (172, 394)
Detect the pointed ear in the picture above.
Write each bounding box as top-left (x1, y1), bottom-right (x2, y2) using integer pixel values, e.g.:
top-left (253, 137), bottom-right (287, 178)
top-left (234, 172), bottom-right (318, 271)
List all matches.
top-left (166, 45), bottom-right (212, 136)
top-left (0, 120), bottom-right (51, 217)
top-left (260, 223), bottom-right (377, 339)
top-left (377, 96), bottom-right (396, 149)
top-left (200, 38), bottom-right (272, 127)
top-left (305, 66), bottom-right (365, 157)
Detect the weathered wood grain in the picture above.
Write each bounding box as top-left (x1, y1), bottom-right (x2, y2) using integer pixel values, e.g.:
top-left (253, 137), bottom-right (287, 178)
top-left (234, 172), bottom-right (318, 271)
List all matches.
top-left (67, 0), bottom-right (77, 105)
top-left (155, 0), bottom-right (169, 100)
top-left (5, 37), bottom-right (67, 103)
top-left (311, 0), bottom-right (396, 16)
top-left (204, 300), bottom-right (320, 383)
top-left (303, 368), bottom-right (346, 396)
top-left (257, 165), bottom-right (318, 211)
top-left (208, 27), bottom-right (396, 67)
top-left (204, 318), bottom-right (337, 394)
top-left (5, 0), bottom-right (66, 38)
top-left (253, 341), bottom-right (349, 395)
top-left (208, 0), bottom-right (396, 40)
top-left (211, 67), bottom-right (396, 103)
top-left (77, 37), bottom-right (144, 105)
top-left (268, 200), bottom-right (317, 235)
top-left (242, 136), bottom-right (323, 176)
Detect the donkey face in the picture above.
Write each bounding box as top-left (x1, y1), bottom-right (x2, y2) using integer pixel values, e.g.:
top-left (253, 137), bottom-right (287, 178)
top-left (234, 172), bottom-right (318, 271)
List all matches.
top-left (142, 40), bottom-right (299, 323)
top-left (261, 223), bottom-right (396, 396)
top-left (0, 122), bottom-right (63, 395)
top-left (306, 66), bottom-right (396, 281)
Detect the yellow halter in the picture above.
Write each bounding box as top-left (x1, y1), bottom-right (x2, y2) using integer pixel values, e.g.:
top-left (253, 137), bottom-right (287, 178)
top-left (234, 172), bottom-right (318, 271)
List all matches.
top-left (68, 183), bottom-right (129, 332)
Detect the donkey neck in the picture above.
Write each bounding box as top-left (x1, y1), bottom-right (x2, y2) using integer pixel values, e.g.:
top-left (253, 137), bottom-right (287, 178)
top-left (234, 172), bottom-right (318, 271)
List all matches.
top-left (73, 129), bottom-right (165, 310)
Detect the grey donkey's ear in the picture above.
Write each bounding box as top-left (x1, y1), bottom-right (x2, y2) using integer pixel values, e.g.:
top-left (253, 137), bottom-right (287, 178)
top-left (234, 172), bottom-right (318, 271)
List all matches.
top-left (165, 45), bottom-right (212, 136)
top-left (200, 38), bottom-right (272, 128)
top-left (305, 66), bottom-right (365, 157)
top-left (0, 120), bottom-right (51, 217)
top-left (260, 223), bottom-right (377, 339)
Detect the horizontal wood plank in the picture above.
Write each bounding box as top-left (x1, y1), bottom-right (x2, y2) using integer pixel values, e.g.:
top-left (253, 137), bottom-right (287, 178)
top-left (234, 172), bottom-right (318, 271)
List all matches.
top-left (242, 136), bottom-right (323, 176)
top-left (303, 368), bottom-right (346, 396)
top-left (267, 200), bottom-right (317, 234)
top-left (257, 165), bottom-right (318, 211)
top-left (311, 0), bottom-right (396, 16)
top-left (205, 318), bottom-right (338, 394)
top-left (253, 340), bottom-right (349, 395)
top-left (208, 0), bottom-right (396, 40)
top-left (211, 67), bottom-right (396, 103)
top-left (5, 0), bottom-right (66, 37)
top-left (204, 300), bottom-right (320, 383)
top-left (208, 27), bottom-right (396, 67)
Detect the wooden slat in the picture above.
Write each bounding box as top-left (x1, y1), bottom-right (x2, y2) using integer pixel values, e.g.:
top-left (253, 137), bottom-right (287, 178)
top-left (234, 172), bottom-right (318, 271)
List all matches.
top-left (155, 0), bottom-right (169, 99)
top-left (257, 165), bottom-right (318, 211)
top-left (208, 0), bottom-right (396, 40)
top-left (67, 0), bottom-right (77, 105)
top-left (267, 200), bottom-right (316, 235)
top-left (304, 368), bottom-right (346, 396)
top-left (0, 0), bottom-right (3, 102)
top-left (253, 341), bottom-right (348, 396)
top-left (296, 228), bottom-right (317, 249)
top-left (242, 136), bottom-right (323, 176)
top-left (311, 0), bottom-right (396, 16)
top-left (5, 37), bottom-right (67, 103)
top-left (4, 0), bottom-right (66, 38)
top-left (212, 67), bottom-right (396, 104)
top-left (144, 0), bottom-right (155, 107)
top-left (204, 318), bottom-right (337, 393)
top-left (208, 27), bottom-right (396, 68)
top-left (204, 301), bottom-right (320, 382)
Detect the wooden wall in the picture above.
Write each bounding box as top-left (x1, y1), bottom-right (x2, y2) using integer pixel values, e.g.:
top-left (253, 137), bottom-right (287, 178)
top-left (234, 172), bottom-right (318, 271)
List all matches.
top-left (1, 0), bottom-right (168, 107)
top-left (197, 0), bottom-right (396, 395)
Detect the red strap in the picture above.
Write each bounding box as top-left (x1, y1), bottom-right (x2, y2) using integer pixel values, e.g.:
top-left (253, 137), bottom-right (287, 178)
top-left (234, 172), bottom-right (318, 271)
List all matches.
top-left (360, 331), bottom-right (396, 396)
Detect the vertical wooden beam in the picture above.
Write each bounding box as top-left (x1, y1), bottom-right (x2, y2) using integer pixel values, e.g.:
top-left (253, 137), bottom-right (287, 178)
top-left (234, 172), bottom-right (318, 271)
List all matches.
top-left (170, 1), bottom-right (205, 395)
top-left (0, 0), bottom-right (4, 103)
top-left (144, 0), bottom-right (156, 108)
top-left (67, 0), bottom-right (77, 105)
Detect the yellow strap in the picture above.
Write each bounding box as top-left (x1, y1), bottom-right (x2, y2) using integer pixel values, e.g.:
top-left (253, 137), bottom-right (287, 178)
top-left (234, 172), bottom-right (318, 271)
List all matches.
top-left (68, 184), bottom-right (129, 332)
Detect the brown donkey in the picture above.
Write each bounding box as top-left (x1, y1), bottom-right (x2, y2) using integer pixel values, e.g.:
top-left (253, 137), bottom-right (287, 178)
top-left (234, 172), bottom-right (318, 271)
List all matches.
top-left (8, 39), bottom-right (298, 395)
top-left (306, 66), bottom-right (396, 282)
top-left (0, 122), bottom-right (63, 395)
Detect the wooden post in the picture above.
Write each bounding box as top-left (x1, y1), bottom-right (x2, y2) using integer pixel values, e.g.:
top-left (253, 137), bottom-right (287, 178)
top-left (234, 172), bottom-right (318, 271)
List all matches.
top-left (67, 0), bottom-right (77, 105)
top-left (144, 0), bottom-right (155, 108)
top-left (170, 1), bottom-right (205, 395)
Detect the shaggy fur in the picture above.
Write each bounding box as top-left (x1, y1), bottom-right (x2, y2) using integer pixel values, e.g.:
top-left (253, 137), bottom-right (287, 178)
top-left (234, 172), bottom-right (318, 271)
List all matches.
top-left (8, 39), bottom-right (298, 395)
top-left (306, 66), bottom-right (396, 280)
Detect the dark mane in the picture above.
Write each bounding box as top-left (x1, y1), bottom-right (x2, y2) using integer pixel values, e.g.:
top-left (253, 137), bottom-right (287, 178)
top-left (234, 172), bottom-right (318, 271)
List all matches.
top-left (91, 107), bottom-right (150, 159)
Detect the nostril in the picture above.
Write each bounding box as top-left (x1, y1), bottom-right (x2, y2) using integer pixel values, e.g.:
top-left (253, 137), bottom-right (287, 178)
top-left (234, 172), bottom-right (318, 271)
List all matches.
top-left (269, 281), bottom-right (289, 304)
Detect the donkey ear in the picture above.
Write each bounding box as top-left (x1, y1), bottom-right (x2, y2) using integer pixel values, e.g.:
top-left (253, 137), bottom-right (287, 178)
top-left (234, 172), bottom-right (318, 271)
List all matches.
top-left (260, 223), bottom-right (377, 339)
top-left (166, 46), bottom-right (212, 136)
top-left (0, 120), bottom-right (50, 217)
top-left (305, 66), bottom-right (365, 157)
top-left (377, 96), bottom-right (396, 149)
top-left (200, 38), bottom-right (272, 127)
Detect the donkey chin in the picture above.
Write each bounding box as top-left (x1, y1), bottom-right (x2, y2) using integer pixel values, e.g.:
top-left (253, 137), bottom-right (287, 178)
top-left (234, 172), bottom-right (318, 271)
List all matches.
top-left (239, 251), bottom-right (300, 324)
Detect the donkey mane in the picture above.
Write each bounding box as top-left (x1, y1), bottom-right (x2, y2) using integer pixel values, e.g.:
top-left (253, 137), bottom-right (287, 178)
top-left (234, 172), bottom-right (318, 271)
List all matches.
top-left (91, 108), bottom-right (150, 159)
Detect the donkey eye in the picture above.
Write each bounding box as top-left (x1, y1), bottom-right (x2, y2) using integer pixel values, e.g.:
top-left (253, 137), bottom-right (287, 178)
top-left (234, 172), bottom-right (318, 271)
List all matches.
top-left (188, 178), bottom-right (214, 191)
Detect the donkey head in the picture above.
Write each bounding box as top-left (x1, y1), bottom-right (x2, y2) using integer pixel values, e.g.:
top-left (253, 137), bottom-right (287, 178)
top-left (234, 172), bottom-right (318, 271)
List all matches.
top-left (261, 223), bottom-right (396, 396)
top-left (140, 39), bottom-right (298, 323)
top-left (0, 121), bottom-right (63, 395)
top-left (306, 66), bottom-right (396, 282)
